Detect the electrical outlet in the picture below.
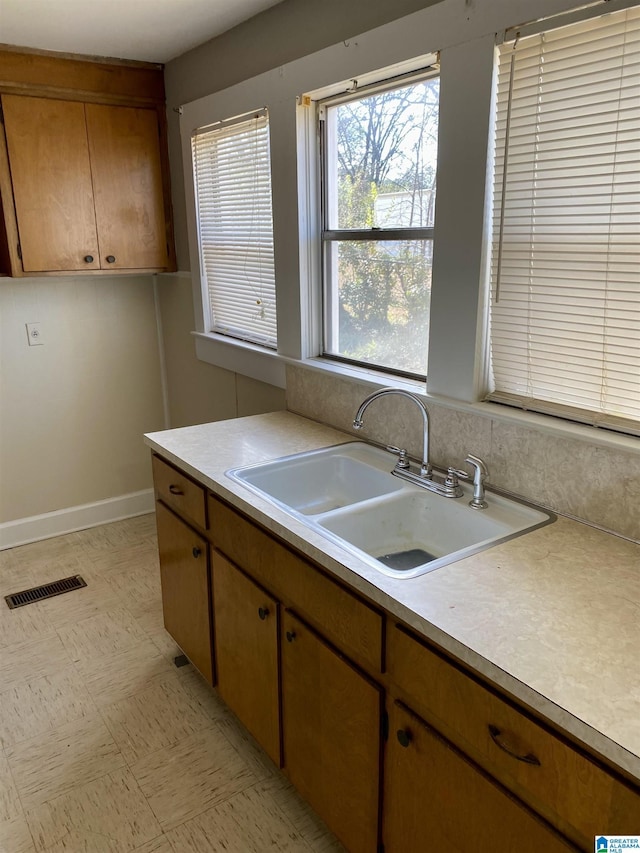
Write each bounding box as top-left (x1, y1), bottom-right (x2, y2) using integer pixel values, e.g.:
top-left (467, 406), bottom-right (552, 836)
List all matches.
top-left (26, 323), bottom-right (44, 346)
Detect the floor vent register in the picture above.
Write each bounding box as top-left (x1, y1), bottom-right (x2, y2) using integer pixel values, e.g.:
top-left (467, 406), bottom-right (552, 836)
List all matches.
top-left (4, 575), bottom-right (87, 609)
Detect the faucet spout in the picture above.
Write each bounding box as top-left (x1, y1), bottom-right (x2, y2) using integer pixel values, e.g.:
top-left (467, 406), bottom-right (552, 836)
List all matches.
top-left (464, 453), bottom-right (489, 509)
top-left (353, 388), bottom-right (431, 477)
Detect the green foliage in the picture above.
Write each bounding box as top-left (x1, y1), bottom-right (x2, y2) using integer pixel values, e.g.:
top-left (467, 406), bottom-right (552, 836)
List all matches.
top-left (336, 236), bottom-right (431, 375)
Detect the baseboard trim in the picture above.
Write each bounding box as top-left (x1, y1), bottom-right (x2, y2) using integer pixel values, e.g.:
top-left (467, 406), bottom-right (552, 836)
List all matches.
top-left (0, 489), bottom-right (155, 550)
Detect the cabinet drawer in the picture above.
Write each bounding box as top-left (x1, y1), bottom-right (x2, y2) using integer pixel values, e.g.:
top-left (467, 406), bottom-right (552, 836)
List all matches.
top-left (384, 701), bottom-right (575, 852)
top-left (387, 623), bottom-right (640, 845)
top-left (153, 455), bottom-right (206, 528)
top-left (209, 495), bottom-right (383, 673)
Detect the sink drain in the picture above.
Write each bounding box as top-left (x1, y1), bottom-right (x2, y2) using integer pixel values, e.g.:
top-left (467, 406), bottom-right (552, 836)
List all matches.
top-left (377, 548), bottom-right (436, 571)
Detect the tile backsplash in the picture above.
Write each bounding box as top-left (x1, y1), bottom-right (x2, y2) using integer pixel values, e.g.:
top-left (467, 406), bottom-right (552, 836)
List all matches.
top-left (286, 363), bottom-right (640, 542)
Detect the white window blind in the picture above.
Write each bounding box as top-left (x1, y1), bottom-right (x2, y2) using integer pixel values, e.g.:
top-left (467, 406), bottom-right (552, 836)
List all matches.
top-left (192, 110), bottom-right (277, 348)
top-left (490, 6), bottom-right (640, 433)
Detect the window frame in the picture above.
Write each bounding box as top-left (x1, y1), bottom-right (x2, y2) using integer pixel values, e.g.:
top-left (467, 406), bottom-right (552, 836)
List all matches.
top-left (181, 0), bottom-right (633, 440)
top-left (317, 69), bottom-right (440, 380)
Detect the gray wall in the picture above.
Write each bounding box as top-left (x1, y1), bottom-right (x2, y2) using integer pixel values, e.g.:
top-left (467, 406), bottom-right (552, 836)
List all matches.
top-left (164, 0), bottom-right (443, 269)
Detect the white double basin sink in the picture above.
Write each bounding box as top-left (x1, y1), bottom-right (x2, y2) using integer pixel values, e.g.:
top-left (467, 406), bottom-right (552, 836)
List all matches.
top-left (227, 442), bottom-right (554, 579)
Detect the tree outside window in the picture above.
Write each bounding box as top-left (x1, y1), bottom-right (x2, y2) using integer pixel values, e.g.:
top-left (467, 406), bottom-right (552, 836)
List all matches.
top-left (322, 75), bottom-right (439, 377)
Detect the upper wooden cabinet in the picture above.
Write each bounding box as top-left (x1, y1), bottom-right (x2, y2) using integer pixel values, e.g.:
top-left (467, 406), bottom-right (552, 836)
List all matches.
top-left (2, 96), bottom-right (99, 272)
top-left (86, 103), bottom-right (169, 271)
top-left (0, 48), bottom-right (175, 276)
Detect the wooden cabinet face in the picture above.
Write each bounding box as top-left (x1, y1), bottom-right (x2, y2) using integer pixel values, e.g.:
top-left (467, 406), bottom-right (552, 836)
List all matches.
top-left (212, 551), bottom-right (280, 766)
top-left (281, 611), bottom-right (381, 853)
top-left (156, 501), bottom-right (212, 684)
top-left (209, 495), bottom-right (384, 674)
top-left (85, 104), bottom-right (168, 270)
top-left (386, 624), bottom-right (639, 845)
top-left (152, 455), bottom-right (206, 529)
top-left (383, 702), bottom-right (575, 853)
top-left (1, 94), bottom-right (170, 273)
top-left (2, 94), bottom-right (100, 272)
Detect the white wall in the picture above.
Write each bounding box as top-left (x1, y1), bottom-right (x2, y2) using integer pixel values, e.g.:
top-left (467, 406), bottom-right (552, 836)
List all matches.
top-left (0, 275), bottom-right (165, 542)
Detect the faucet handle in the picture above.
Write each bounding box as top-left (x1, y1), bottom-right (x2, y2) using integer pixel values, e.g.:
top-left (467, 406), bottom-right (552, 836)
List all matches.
top-left (386, 446), bottom-right (411, 469)
top-left (445, 467), bottom-right (469, 488)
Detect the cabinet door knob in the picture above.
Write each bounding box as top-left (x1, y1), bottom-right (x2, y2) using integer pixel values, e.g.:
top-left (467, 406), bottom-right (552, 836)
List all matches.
top-left (169, 485), bottom-right (184, 495)
top-left (285, 630), bottom-right (296, 643)
top-left (397, 729), bottom-right (412, 748)
top-left (258, 607), bottom-right (270, 620)
top-left (192, 546), bottom-right (201, 559)
top-left (84, 255), bottom-right (94, 263)
top-left (488, 725), bottom-right (541, 765)
top-left (106, 255), bottom-right (116, 263)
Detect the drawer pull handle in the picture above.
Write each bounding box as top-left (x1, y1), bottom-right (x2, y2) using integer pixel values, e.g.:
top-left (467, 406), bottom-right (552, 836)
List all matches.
top-left (106, 255), bottom-right (116, 263)
top-left (488, 725), bottom-right (541, 766)
top-left (169, 485), bottom-right (184, 495)
top-left (84, 255), bottom-right (94, 263)
top-left (286, 630), bottom-right (296, 643)
top-left (192, 546), bottom-right (201, 559)
top-left (397, 729), bottom-right (412, 748)
top-left (258, 607), bottom-right (270, 620)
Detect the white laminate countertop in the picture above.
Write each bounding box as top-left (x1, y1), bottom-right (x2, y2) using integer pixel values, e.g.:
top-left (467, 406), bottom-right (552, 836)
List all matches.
top-left (145, 411), bottom-right (640, 781)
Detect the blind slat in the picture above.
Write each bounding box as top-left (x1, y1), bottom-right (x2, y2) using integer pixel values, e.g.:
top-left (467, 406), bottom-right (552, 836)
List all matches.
top-left (490, 7), bottom-right (640, 431)
top-left (192, 113), bottom-right (277, 348)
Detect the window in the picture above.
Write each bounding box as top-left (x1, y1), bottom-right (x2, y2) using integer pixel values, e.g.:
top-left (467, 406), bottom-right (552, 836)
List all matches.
top-left (192, 109), bottom-right (277, 349)
top-left (489, 6), bottom-right (640, 432)
top-left (319, 72), bottom-right (440, 378)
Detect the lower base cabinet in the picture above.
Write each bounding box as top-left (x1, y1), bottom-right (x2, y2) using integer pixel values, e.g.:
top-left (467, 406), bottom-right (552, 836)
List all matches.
top-left (383, 701), bottom-right (576, 852)
top-left (155, 501), bottom-right (212, 684)
top-left (153, 460), bottom-right (639, 853)
top-left (211, 551), bottom-right (281, 766)
top-left (282, 611), bottom-right (382, 853)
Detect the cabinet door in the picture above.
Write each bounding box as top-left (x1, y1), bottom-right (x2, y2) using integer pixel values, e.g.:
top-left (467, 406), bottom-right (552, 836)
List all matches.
top-left (156, 501), bottom-right (212, 684)
top-left (281, 611), bottom-right (381, 853)
top-left (2, 94), bottom-right (100, 272)
top-left (85, 104), bottom-right (169, 270)
top-left (383, 702), bottom-right (576, 853)
top-left (212, 551), bottom-right (280, 766)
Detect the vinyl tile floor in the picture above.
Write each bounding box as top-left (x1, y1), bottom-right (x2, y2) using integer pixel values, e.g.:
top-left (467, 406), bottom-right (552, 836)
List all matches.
top-left (0, 515), bottom-right (345, 853)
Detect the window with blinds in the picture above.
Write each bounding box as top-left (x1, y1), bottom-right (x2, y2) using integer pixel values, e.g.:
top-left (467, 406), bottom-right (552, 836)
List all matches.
top-left (192, 110), bottom-right (277, 348)
top-left (489, 5), bottom-right (640, 434)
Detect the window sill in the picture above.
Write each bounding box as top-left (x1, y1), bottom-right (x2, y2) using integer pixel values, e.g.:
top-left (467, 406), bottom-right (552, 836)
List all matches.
top-left (193, 331), bottom-right (426, 396)
top-left (290, 357), bottom-right (640, 456)
top-left (192, 332), bottom-right (286, 389)
top-left (294, 355), bottom-right (427, 396)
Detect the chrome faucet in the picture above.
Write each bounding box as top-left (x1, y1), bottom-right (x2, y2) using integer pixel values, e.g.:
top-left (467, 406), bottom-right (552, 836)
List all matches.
top-left (353, 388), bottom-right (490, 503)
top-left (353, 388), bottom-right (432, 477)
top-left (465, 454), bottom-right (488, 509)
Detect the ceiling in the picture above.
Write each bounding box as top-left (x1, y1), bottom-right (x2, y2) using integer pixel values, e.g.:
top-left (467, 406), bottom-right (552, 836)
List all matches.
top-left (0, 0), bottom-right (286, 64)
